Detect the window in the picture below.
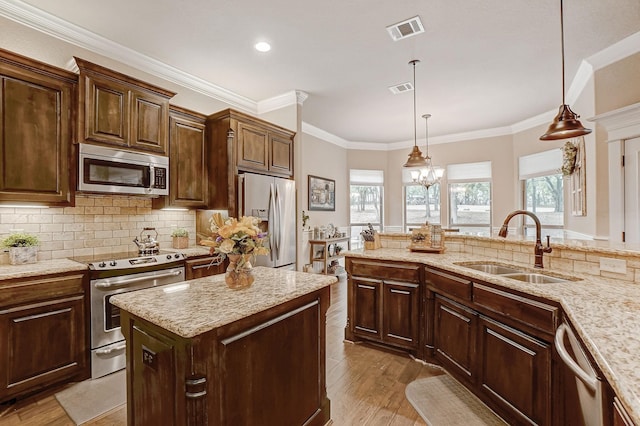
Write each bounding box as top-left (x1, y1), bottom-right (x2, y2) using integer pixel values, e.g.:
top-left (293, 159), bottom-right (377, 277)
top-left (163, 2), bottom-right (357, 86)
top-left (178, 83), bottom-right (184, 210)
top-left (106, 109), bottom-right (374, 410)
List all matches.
top-left (519, 149), bottom-right (564, 237)
top-left (405, 184), bottom-right (441, 231)
top-left (403, 166), bottom-right (441, 231)
top-left (447, 161), bottom-right (492, 235)
top-left (349, 169), bottom-right (383, 249)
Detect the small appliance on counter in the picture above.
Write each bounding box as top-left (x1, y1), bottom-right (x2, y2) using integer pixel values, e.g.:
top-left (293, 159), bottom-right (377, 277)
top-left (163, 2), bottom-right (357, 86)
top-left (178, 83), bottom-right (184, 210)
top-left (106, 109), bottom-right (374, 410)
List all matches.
top-left (133, 227), bottom-right (160, 255)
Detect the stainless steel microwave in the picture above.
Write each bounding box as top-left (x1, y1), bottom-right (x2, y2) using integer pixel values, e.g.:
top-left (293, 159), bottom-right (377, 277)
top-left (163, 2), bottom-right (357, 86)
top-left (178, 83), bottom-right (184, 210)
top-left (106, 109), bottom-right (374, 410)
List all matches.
top-left (78, 143), bottom-right (169, 196)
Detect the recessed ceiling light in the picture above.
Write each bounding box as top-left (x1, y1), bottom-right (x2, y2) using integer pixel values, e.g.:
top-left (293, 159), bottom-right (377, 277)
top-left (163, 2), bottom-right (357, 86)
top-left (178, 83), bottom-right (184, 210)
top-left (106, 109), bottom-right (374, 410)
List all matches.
top-left (255, 41), bottom-right (271, 52)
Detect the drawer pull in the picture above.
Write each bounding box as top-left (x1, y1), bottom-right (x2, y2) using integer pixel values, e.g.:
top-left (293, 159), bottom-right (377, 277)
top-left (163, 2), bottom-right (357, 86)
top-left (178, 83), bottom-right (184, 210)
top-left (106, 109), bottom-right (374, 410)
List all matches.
top-left (390, 289), bottom-right (410, 295)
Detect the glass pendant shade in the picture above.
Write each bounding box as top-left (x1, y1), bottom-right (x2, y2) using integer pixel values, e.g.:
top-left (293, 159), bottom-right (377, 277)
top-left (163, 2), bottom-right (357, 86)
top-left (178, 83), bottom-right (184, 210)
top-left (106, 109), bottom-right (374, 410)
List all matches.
top-left (540, 104), bottom-right (592, 140)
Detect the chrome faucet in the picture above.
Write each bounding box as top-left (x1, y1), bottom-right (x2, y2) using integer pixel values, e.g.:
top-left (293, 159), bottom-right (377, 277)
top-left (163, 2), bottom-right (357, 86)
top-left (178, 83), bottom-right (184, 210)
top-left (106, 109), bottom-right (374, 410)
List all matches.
top-left (498, 210), bottom-right (552, 269)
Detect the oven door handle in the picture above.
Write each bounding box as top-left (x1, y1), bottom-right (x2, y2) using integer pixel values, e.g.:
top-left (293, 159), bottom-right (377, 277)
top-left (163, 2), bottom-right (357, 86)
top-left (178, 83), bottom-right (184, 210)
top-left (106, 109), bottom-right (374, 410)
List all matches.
top-left (95, 344), bottom-right (127, 355)
top-left (95, 270), bottom-right (183, 288)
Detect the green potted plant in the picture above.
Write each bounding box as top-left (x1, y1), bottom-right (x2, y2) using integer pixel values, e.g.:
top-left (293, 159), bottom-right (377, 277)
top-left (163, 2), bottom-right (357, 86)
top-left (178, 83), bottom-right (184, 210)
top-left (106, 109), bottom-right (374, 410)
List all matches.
top-left (2, 232), bottom-right (39, 265)
top-left (171, 228), bottom-right (189, 249)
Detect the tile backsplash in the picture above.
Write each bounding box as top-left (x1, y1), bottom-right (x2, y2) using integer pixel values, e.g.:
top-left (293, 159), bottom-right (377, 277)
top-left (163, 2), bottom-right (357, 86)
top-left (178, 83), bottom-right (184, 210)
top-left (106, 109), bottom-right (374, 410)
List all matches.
top-left (0, 194), bottom-right (196, 264)
top-left (378, 232), bottom-right (640, 284)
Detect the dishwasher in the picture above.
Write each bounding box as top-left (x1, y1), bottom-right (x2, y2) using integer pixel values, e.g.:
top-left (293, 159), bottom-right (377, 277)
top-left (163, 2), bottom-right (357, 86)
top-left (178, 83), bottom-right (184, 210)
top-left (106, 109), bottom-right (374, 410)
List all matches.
top-left (555, 322), bottom-right (604, 426)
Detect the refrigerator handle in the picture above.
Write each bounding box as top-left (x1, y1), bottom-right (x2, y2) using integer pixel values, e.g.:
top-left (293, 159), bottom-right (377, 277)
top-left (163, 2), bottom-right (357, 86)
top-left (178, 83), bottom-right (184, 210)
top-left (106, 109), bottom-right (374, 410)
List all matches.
top-left (268, 184), bottom-right (277, 262)
top-left (275, 184), bottom-right (282, 257)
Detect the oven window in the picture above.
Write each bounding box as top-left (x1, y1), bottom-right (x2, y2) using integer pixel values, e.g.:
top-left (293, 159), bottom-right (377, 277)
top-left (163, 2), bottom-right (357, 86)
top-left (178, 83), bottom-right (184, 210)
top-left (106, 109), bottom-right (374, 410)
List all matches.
top-left (85, 158), bottom-right (149, 187)
top-left (104, 294), bottom-right (121, 331)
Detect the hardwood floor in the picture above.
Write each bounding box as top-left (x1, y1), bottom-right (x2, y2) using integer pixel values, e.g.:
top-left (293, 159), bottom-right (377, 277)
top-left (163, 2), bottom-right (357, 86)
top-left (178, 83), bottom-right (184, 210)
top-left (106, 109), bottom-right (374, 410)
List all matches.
top-left (0, 276), bottom-right (442, 425)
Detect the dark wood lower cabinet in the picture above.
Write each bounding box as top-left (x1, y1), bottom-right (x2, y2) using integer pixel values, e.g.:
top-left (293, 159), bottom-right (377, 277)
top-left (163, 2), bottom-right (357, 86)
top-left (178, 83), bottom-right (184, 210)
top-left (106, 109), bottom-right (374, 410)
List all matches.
top-left (0, 272), bottom-right (89, 402)
top-left (351, 277), bottom-right (382, 340)
top-left (434, 295), bottom-right (477, 384)
top-left (478, 315), bottom-right (551, 425)
top-left (184, 255), bottom-right (226, 280)
top-left (382, 280), bottom-right (419, 349)
top-left (121, 287), bottom-right (330, 425)
top-left (345, 258), bottom-right (422, 354)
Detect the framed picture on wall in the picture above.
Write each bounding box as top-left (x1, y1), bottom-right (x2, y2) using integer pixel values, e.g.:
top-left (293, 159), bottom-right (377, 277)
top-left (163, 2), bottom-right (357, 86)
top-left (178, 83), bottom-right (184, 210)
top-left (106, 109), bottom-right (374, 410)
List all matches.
top-left (308, 175), bottom-right (335, 211)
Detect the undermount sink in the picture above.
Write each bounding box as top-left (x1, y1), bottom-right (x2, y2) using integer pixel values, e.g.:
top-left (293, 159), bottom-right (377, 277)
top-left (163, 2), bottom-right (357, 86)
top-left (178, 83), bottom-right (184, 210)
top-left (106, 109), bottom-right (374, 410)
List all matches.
top-left (459, 263), bottom-right (523, 275)
top-left (499, 273), bottom-right (568, 284)
top-left (455, 262), bottom-right (573, 284)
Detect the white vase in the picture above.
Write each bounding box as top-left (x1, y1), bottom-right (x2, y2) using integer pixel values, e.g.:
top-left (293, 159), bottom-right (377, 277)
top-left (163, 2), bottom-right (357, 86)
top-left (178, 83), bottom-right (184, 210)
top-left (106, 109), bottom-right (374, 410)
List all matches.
top-left (9, 246), bottom-right (38, 265)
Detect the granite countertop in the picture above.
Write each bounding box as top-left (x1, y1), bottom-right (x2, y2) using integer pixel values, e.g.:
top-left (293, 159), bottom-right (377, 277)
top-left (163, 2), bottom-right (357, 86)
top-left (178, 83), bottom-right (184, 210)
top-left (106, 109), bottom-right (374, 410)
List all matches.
top-left (110, 266), bottom-right (337, 339)
top-left (344, 248), bottom-right (640, 424)
top-left (0, 258), bottom-right (89, 280)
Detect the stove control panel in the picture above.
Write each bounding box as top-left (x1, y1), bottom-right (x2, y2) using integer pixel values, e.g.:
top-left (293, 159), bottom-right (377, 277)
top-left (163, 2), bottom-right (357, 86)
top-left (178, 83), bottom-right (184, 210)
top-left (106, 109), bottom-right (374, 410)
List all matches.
top-left (88, 252), bottom-right (186, 270)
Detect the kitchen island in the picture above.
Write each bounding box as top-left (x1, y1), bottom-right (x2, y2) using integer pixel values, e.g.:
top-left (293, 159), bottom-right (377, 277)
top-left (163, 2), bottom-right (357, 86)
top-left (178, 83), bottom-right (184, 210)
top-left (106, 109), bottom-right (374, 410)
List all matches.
top-left (110, 267), bottom-right (336, 426)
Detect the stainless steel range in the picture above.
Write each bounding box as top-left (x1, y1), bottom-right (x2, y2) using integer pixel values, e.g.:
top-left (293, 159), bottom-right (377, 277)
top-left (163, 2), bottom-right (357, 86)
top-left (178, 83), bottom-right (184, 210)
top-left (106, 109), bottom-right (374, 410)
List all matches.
top-left (76, 251), bottom-right (186, 378)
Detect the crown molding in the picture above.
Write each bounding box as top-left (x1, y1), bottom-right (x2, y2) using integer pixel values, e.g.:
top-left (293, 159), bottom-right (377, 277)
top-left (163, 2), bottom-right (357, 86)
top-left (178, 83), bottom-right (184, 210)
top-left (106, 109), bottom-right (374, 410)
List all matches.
top-left (589, 102), bottom-right (640, 141)
top-left (301, 122), bottom-right (350, 148)
top-left (0, 0), bottom-right (258, 112)
top-left (588, 30), bottom-right (640, 71)
top-left (2, 0), bottom-right (638, 151)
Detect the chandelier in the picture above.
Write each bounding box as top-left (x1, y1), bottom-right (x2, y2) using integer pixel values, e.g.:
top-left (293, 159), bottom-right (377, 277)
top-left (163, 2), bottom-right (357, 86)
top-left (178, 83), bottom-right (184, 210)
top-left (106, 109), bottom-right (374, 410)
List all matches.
top-left (411, 114), bottom-right (444, 190)
top-left (540, 0), bottom-right (591, 140)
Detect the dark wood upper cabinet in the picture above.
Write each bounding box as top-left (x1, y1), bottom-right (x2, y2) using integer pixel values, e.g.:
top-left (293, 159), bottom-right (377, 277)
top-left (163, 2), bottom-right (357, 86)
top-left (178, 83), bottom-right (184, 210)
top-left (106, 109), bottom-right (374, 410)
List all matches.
top-left (153, 106), bottom-right (208, 209)
top-left (206, 108), bottom-right (295, 216)
top-left (0, 48), bottom-right (76, 206)
top-left (75, 57), bottom-right (175, 155)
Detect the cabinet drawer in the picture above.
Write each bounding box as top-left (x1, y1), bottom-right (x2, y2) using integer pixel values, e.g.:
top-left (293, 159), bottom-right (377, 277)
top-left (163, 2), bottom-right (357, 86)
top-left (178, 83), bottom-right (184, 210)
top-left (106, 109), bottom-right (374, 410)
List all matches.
top-left (473, 283), bottom-right (558, 334)
top-left (428, 268), bottom-right (472, 301)
top-left (349, 259), bottom-right (420, 283)
top-left (0, 274), bottom-right (85, 308)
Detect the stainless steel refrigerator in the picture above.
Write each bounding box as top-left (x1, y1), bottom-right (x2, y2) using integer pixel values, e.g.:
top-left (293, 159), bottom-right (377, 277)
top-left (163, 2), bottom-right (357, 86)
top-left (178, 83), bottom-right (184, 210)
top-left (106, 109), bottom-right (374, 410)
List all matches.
top-left (238, 173), bottom-right (296, 269)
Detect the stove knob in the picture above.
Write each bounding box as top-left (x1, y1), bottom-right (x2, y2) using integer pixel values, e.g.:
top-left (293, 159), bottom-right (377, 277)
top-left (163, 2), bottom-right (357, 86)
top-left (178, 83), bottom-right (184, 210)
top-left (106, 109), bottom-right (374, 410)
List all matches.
top-left (110, 260), bottom-right (117, 267)
top-left (98, 262), bottom-right (106, 268)
top-left (174, 254), bottom-right (181, 259)
top-left (166, 255), bottom-right (172, 260)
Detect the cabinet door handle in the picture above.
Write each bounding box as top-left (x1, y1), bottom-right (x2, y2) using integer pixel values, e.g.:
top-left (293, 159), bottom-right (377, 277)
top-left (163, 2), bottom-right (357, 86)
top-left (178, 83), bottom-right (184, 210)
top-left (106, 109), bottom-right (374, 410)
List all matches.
top-left (191, 263), bottom-right (217, 271)
top-left (358, 284), bottom-right (376, 290)
top-left (390, 289), bottom-right (410, 295)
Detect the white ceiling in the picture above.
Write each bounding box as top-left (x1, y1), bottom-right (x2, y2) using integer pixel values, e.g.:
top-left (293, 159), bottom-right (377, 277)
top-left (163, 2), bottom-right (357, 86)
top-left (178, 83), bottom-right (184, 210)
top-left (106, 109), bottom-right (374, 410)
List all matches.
top-left (7, 0), bottom-right (640, 145)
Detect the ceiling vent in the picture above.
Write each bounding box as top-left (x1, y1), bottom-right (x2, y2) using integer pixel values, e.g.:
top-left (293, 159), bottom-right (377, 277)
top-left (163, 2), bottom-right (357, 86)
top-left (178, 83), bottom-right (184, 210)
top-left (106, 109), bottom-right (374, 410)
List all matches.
top-left (386, 16), bottom-right (424, 41)
top-left (389, 82), bottom-right (414, 95)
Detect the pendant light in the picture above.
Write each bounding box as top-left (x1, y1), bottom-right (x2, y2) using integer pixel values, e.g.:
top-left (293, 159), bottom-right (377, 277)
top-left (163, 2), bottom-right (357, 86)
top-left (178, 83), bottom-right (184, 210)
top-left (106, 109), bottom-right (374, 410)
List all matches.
top-left (403, 60), bottom-right (428, 168)
top-left (540, 0), bottom-right (591, 141)
top-left (412, 114), bottom-right (444, 189)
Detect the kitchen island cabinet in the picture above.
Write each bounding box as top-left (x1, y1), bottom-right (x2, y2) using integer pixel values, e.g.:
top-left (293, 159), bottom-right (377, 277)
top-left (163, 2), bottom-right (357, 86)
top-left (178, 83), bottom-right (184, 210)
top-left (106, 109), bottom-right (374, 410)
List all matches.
top-left (111, 267), bottom-right (336, 425)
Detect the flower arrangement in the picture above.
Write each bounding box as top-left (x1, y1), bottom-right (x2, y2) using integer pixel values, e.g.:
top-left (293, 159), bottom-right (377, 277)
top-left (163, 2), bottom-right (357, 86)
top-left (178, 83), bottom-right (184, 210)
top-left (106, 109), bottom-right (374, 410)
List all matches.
top-left (201, 213), bottom-right (269, 271)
